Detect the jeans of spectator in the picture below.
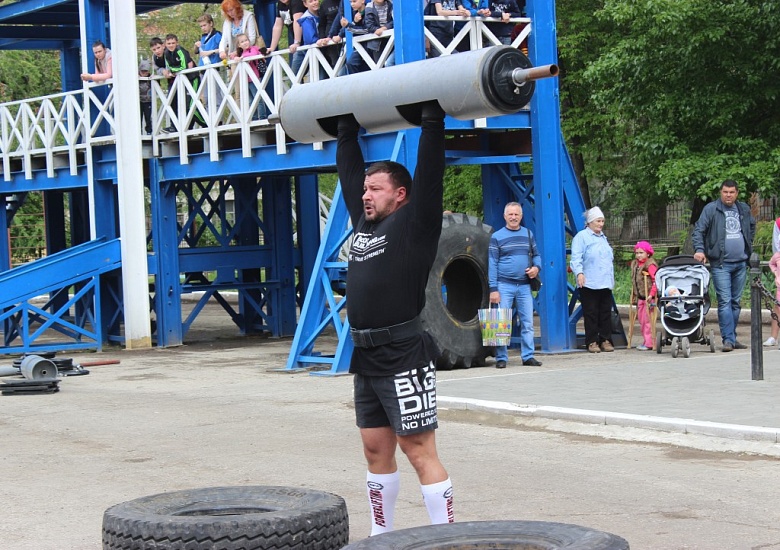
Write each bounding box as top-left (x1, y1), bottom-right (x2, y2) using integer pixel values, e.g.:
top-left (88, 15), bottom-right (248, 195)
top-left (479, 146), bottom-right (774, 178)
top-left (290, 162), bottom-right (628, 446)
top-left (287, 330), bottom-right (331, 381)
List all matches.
top-left (346, 50), bottom-right (369, 74)
top-left (248, 82), bottom-right (267, 121)
top-left (201, 67), bottom-right (225, 114)
top-left (140, 101), bottom-right (152, 134)
top-left (495, 281), bottom-right (535, 362)
top-left (711, 261), bottom-right (747, 345)
top-left (291, 49), bottom-right (329, 80)
top-left (497, 35), bottom-right (512, 46)
top-left (291, 50), bottom-right (305, 76)
top-left (369, 39), bottom-right (394, 67)
top-left (580, 286), bottom-right (614, 345)
top-left (427, 26), bottom-right (454, 57)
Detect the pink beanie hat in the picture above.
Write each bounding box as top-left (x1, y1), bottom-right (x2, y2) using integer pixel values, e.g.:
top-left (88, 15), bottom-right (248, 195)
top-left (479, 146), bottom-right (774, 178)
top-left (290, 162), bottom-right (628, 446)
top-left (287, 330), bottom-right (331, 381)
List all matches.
top-left (635, 240), bottom-right (654, 256)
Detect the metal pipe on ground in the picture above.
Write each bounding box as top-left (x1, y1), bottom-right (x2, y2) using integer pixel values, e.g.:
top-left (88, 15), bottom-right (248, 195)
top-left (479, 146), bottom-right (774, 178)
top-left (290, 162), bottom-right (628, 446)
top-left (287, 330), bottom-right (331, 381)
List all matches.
top-left (20, 355), bottom-right (58, 380)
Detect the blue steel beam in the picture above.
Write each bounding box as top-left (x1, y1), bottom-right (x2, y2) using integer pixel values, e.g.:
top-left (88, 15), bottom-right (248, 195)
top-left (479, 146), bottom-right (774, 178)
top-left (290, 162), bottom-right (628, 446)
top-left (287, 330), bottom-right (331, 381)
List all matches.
top-left (263, 175), bottom-right (298, 336)
top-left (0, 169), bottom-right (86, 194)
top-left (528, 0), bottom-right (572, 352)
top-left (0, 26), bottom-right (78, 39)
top-left (0, 0), bottom-right (74, 20)
top-left (0, 39), bottom-right (68, 49)
top-left (148, 165), bottom-right (183, 347)
top-left (0, 237), bottom-right (120, 308)
top-left (294, 175), bottom-right (322, 306)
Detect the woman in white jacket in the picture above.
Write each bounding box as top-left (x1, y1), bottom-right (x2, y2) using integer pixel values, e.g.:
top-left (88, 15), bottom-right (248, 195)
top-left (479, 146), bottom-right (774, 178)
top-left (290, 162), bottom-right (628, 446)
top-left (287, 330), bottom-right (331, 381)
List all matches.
top-left (219, 0), bottom-right (260, 60)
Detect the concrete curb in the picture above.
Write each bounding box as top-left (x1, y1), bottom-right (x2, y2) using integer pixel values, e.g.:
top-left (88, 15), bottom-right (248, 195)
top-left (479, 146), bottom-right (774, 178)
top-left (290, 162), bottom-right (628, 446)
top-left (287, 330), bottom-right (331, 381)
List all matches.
top-left (439, 396), bottom-right (780, 443)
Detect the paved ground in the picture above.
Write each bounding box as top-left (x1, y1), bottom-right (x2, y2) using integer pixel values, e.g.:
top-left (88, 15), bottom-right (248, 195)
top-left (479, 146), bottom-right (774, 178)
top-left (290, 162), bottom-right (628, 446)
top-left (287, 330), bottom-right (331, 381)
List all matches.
top-left (2, 306), bottom-right (780, 549)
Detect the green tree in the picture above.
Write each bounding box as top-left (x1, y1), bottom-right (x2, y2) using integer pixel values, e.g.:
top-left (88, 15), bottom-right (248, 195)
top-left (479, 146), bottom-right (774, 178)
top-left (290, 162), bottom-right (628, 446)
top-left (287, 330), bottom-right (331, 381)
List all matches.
top-left (565, 0), bottom-right (780, 209)
top-left (0, 51), bottom-right (61, 101)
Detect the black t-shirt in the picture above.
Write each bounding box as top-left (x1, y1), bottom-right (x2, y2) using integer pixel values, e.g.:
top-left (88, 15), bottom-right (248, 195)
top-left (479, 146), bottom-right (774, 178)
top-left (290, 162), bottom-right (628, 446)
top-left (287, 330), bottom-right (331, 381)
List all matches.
top-left (318, 0), bottom-right (341, 38)
top-left (276, 0), bottom-right (293, 26)
top-left (336, 120), bottom-right (445, 376)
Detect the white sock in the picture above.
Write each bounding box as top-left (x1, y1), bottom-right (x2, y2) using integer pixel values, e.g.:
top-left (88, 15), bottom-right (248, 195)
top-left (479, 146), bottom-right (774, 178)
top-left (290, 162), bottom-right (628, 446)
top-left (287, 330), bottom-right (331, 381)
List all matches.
top-left (366, 470), bottom-right (399, 536)
top-left (421, 477), bottom-right (454, 524)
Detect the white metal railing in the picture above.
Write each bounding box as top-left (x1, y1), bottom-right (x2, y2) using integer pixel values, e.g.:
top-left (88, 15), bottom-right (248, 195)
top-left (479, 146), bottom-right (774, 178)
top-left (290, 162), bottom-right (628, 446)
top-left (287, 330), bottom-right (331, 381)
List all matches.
top-left (0, 16), bottom-right (531, 180)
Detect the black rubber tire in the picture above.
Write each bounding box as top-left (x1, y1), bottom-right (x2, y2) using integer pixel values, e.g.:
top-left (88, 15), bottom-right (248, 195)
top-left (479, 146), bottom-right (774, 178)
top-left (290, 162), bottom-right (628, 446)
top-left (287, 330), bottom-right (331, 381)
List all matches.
top-left (102, 485), bottom-right (349, 550)
top-left (420, 213), bottom-right (493, 370)
top-left (342, 520), bottom-right (629, 549)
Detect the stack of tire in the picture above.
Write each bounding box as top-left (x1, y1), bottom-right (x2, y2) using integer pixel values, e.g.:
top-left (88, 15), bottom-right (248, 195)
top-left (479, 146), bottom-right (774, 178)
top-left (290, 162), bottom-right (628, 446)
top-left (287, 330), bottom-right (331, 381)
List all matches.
top-left (102, 486), bottom-right (349, 549)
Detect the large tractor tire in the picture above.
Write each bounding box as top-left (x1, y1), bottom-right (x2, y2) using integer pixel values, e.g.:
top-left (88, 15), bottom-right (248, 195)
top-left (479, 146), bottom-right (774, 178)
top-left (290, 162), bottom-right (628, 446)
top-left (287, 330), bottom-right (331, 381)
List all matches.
top-left (342, 520), bottom-right (630, 549)
top-left (102, 486), bottom-right (349, 549)
top-left (421, 213), bottom-right (493, 370)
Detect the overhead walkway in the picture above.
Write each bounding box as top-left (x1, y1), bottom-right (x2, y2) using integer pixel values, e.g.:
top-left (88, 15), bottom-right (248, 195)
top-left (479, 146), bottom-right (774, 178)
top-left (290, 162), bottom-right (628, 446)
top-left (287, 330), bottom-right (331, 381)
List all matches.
top-left (0, 4), bottom-right (580, 358)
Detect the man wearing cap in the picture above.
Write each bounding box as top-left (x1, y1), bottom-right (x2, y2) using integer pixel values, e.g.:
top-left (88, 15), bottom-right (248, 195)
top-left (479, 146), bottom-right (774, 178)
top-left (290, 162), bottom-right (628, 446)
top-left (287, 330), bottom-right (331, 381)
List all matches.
top-left (692, 179), bottom-right (755, 352)
top-left (488, 202), bottom-right (543, 368)
top-left (570, 206), bottom-right (616, 353)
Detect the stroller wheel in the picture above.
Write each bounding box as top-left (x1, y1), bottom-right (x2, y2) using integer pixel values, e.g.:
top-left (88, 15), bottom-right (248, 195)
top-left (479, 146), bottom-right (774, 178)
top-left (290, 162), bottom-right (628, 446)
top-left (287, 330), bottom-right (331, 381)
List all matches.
top-left (708, 329), bottom-right (716, 353)
top-left (682, 336), bottom-right (691, 358)
top-left (656, 330), bottom-right (663, 354)
top-left (671, 336), bottom-right (680, 358)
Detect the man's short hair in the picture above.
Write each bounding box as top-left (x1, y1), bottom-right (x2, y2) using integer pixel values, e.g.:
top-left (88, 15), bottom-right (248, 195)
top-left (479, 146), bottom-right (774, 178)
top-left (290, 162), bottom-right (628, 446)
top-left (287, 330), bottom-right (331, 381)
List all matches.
top-left (165, 34), bottom-right (178, 42)
top-left (197, 14), bottom-right (214, 24)
top-left (721, 179), bottom-right (738, 190)
top-left (365, 161), bottom-right (413, 196)
top-left (504, 201), bottom-right (522, 214)
top-left (92, 40), bottom-right (106, 50)
top-left (149, 37), bottom-right (163, 47)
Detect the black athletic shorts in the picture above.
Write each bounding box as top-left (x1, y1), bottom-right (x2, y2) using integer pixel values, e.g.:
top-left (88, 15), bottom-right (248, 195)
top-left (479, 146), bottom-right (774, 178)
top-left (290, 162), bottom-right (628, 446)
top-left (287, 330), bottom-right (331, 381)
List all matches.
top-left (354, 362), bottom-right (438, 436)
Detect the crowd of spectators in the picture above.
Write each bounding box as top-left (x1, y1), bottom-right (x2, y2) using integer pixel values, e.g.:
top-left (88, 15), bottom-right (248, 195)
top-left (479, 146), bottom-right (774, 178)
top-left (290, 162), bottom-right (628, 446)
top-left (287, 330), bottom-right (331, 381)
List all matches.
top-left (96, 0), bottom-right (528, 133)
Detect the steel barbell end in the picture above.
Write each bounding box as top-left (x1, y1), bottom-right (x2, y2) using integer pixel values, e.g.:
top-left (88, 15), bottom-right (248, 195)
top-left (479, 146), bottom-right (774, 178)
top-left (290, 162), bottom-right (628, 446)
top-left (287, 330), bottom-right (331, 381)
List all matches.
top-left (510, 64), bottom-right (559, 86)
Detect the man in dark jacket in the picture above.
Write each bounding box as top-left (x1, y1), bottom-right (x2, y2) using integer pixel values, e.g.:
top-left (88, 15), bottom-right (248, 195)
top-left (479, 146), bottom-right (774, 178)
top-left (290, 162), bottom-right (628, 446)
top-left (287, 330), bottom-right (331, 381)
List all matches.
top-left (692, 179), bottom-right (756, 352)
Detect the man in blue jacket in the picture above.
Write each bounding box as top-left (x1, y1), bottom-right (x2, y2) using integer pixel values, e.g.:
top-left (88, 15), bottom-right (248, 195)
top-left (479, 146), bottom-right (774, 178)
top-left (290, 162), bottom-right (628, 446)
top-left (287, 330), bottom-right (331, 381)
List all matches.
top-left (692, 179), bottom-right (756, 352)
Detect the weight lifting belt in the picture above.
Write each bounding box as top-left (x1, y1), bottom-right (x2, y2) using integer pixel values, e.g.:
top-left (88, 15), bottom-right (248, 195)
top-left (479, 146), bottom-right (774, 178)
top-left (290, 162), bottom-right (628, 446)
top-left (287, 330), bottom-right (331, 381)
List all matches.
top-left (350, 317), bottom-right (423, 349)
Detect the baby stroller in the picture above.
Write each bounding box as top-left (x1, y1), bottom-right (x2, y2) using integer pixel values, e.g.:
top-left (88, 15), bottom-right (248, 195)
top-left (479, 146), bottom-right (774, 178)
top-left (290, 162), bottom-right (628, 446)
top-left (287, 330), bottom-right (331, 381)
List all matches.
top-left (655, 255), bottom-right (716, 358)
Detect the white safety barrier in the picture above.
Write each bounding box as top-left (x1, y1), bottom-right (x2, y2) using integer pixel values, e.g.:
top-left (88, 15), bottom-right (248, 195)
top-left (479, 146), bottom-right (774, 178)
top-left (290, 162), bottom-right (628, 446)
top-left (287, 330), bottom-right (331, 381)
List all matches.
top-left (0, 17), bottom-right (531, 178)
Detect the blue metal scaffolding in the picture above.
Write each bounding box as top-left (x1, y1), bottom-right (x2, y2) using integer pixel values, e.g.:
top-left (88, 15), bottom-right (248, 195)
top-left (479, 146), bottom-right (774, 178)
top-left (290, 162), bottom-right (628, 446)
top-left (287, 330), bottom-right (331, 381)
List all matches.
top-left (0, 0), bottom-right (587, 358)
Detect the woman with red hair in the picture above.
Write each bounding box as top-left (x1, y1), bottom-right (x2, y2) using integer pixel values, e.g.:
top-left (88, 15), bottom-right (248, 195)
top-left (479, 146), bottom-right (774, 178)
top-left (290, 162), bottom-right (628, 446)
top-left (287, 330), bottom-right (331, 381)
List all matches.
top-left (218, 0), bottom-right (261, 60)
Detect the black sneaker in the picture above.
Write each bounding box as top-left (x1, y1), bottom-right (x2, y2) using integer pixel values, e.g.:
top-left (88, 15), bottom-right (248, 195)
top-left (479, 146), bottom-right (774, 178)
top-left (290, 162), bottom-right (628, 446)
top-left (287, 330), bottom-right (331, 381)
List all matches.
top-left (733, 341), bottom-right (748, 349)
top-left (722, 342), bottom-right (734, 352)
top-left (162, 126), bottom-right (177, 133)
top-left (523, 358), bottom-right (543, 366)
top-left (496, 360), bottom-right (507, 369)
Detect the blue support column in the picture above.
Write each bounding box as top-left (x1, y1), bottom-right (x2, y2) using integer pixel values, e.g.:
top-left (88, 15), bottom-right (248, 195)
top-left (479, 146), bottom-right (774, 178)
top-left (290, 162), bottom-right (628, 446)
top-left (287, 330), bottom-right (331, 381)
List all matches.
top-left (481, 164), bottom-right (516, 230)
top-left (294, 174), bottom-right (321, 305)
top-left (44, 191), bottom-right (69, 316)
top-left (0, 196), bottom-right (9, 272)
top-left (394, 0), bottom-right (424, 64)
top-left (286, 185), bottom-right (353, 373)
top-left (149, 159), bottom-right (183, 347)
top-left (60, 45), bottom-right (82, 92)
top-left (527, 0), bottom-right (572, 352)
top-left (234, 176), bottom-right (263, 335)
top-left (267, 176), bottom-right (298, 336)
top-left (83, 0), bottom-right (108, 49)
